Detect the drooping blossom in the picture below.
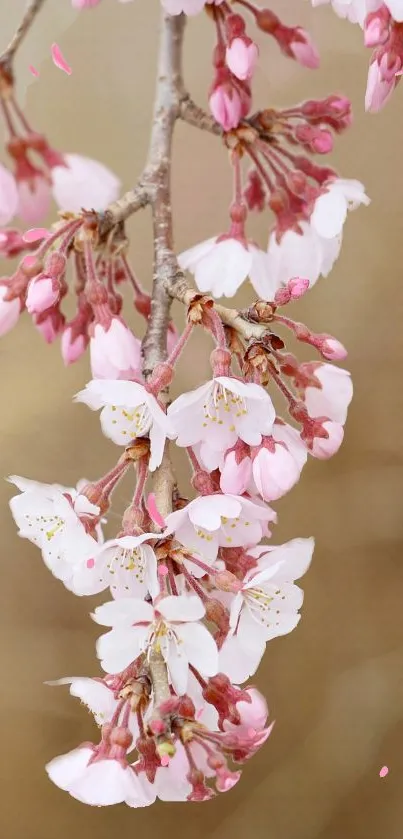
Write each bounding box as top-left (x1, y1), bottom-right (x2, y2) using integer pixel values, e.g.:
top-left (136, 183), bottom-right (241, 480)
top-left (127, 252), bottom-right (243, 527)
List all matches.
top-left (46, 746), bottom-right (154, 807)
top-left (51, 154), bottom-right (120, 213)
top-left (298, 363), bottom-right (353, 424)
top-left (178, 236), bottom-right (271, 299)
top-left (8, 476), bottom-right (100, 585)
top-left (311, 0), bottom-right (382, 26)
top-left (94, 595), bottom-right (219, 693)
top-left (89, 317), bottom-right (141, 380)
top-left (168, 376), bottom-right (275, 468)
top-left (75, 379), bottom-right (175, 471)
top-left (219, 538), bottom-right (314, 682)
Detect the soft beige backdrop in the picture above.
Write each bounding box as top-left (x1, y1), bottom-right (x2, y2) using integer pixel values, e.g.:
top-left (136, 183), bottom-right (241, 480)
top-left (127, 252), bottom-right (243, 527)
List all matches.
top-left (1, 2), bottom-right (402, 838)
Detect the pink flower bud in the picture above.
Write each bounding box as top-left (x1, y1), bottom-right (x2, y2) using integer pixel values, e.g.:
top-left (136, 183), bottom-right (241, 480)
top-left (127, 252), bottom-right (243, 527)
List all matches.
top-left (310, 420), bottom-right (344, 459)
top-left (26, 276), bottom-right (59, 314)
top-left (226, 38), bottom-right (258, 81)
top-left (209, 83), bottom-right (242, 131)
top-left (0, 285), bottom-right (21, 336)
top-left (364, 9), bottom-right (391, 47)
top-left (365, 60), bottom-right (397, 112)
top-left (288, 29), bottom-right (320, 69)
top-left (0, 163), bottom-right (19, 226)
top-left (251, 438), bottom-right (303, 501)
top-left (220, 448), bottom-right (252, 495)
top-left (234, 688), bottom-right (268, 731)
top-left (320, 336), bottom-right (348, 360)
top-left (61, 327), bottom-right (87, 365)
top-left (34, 309), bottom-right (65, 343)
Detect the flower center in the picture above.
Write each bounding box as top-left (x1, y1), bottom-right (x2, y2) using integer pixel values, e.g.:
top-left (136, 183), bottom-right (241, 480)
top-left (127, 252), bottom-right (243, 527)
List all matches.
top-left (202, 383), bottom-right (248, 431)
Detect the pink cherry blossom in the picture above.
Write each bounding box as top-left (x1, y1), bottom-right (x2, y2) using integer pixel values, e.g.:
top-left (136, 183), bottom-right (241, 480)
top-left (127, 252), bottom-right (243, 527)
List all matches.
top-left (169, 376), bottom-right (275, 467)
top-left (51, 154), bottom-right (120, 213)
top-left (179, 235), bottom-right (271, 298)
top-left (309, 420), bottom-right (344, 459)
top-left (94, 595), bottom-right (218, 693)
top-left (0, 285), bottom-right (21, 337)
top-left (0, 164), bottom-right (19, 226)
top-left (17, 174), bottom-right (52, 224)
top-left (251, 437), bottom-right (304, 502)
top-left (75, 378), bottom-right (175, 471)
top-left (365, 59), bottom-right (397, 111)
top-left (300, 363), bottom-right (353, 424)
top-left (89, 317), bottom-right (141, 380)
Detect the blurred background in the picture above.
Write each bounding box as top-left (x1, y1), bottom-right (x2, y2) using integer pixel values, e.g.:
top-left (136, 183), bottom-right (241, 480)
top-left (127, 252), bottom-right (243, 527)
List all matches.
top-left (1, 1), bottom-right (403, 837)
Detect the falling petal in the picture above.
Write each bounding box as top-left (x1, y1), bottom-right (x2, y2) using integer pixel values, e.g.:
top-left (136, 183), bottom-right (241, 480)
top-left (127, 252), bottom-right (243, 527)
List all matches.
top-left (146, 492), bottom-right (166, 528)
top-left (51, 43), bottom-right (72, 75)
top-left (29, 65), bottom-right (39, 77)
top-left (379, 766), bottom-right (389, 778)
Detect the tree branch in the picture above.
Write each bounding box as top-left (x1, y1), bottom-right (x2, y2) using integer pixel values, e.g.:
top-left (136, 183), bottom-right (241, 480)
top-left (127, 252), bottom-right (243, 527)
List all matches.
top-left (179, 94), bottom-right (221, 135)
top-left (140, 10), bottom-right (187, 707)
top-left (0, 0), bottom-right (46, 71)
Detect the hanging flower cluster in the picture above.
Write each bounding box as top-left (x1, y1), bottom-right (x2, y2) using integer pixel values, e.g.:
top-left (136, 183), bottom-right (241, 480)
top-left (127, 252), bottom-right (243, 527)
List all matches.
top-left (2, 0), bottom-right (369, 809)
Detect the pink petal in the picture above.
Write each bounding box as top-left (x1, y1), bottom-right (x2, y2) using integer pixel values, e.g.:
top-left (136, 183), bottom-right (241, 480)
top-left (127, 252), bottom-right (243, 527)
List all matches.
top-left (29, 65), bottom-right (39, 77)
top-left (379, 766), bottom-right (389, 778)
top-left (146, 492), bottom-right (166, 528)
top-left (51, 43), bottom-right (72, 75)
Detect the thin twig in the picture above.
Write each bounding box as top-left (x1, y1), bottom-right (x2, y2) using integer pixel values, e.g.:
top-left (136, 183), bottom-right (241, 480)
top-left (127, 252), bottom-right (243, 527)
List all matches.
top-left (0, 0), bottom-right (46, 71)
top-left (179, 94), bottom-right (222, 135)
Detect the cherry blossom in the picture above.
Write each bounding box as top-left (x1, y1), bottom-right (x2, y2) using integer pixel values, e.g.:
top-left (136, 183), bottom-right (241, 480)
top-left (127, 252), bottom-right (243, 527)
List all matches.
top-left (8, 476), bottom-right (99, 585)
top-left (299, 363), bottom-right (353, 424)
top-left (169, 376), bottom-right (275, 467)
top-left (89, 317), bottom-right (141, 380)
top-left (310, 178), bottom-right (370, 239)
top-left (75, 379), bottom-right (175, 471)
top-left (365, 59), bottom-right (397, 111)
top-left (51, 154), bottom-right (120, 213)
top-left (219, 538), bottom-right (314, 682)
top-left (71, 533), bottom-right (159, 598)
top-left (46, 747), bottom-right (154, 807)
top-left (178, 236), bottom-right (271, 299)
top-left (311, 0), bottom-right (382, 26)
top-left (267, 222), bottom-right (342, 290)
top-left (94, 595), bottom-right (219, 693)
top-left (164, 494), bottom-right (276, 564)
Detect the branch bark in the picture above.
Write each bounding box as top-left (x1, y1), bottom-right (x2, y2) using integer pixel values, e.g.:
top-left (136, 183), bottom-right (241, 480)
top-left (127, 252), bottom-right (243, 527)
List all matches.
top-left (0, 0), bottom-right (46, 70)
top-left (140, 11), bottom-right (187, 707)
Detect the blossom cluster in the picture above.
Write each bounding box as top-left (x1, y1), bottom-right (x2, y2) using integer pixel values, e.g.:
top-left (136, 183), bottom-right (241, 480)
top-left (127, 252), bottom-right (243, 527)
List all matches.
top-left (2, 0), bottom-right (370, 809)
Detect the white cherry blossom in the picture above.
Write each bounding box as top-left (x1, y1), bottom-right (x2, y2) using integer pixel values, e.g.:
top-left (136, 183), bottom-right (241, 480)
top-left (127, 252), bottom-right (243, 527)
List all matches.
top-left (311, 0), bottom-right (383, 26)
top-left (178, 236), bottom-right (272, 299)
top-left (310, 179), bottom-right (370, 240)
top-left (8, 476), bottom-right (99, 585)
top-left (70, 533), bottom-right (159, 599)
top-left (94, 595), bottom-right (218, 694)
top-left (219, 538), bottom-right (314, 681)
top-left (164, 494), bottom-right (277, 565)
top-left (75, 379), bottom-right (175, 471)
top-left (300, 363), bottom-right (353, 424)
top-left (267, 221), bottom-right (342, 290)
top-left (168, 376), bottom-right (275, 468)
top-left (46, 747), bottom-right (154, 807)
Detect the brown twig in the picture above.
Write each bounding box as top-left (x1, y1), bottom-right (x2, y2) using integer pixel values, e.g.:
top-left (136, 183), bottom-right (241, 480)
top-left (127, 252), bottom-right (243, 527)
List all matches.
top-left (0, 0), bottom-right (46, 73)
top-left (140, 10), bottom-right (187, 706)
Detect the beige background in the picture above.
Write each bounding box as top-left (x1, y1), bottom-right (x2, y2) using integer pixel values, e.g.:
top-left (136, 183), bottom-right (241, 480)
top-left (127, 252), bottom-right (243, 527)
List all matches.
top-left (1, 1), bottom-right (403, 837)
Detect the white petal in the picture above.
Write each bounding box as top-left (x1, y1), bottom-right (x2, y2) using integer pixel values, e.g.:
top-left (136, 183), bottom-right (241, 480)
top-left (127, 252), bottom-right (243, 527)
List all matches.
top-left (46, 747), bottom-right (93, 791)
top-left (92, 598), bottom-right (153, 627)
top-left (158, 595), bottom-right (205, 622)
top-left (177, 622), bottom-right (219, 677)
